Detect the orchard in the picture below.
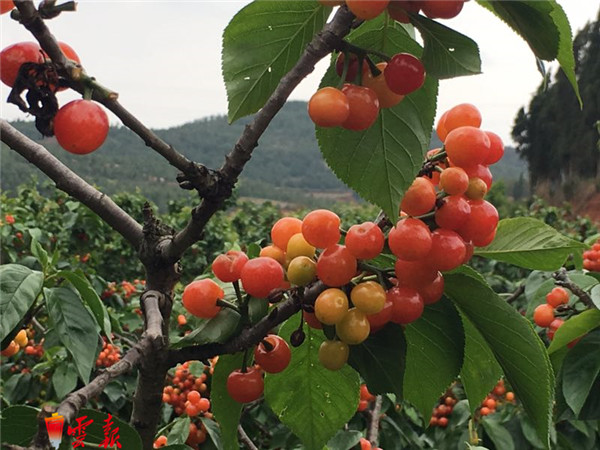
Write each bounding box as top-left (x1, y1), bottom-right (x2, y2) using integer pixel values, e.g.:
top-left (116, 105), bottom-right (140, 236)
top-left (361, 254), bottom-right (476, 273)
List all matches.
top-left (1, 1), bottom-right (600, 450)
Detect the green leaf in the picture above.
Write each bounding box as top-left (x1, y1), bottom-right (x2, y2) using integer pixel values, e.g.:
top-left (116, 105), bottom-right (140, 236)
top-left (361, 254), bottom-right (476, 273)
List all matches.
top-left (171, 308), bottom-right (241, 349)
top-left (167, 416), bottom-right (191, 445)
top-left (348, 324), bottom-right (405, 397)
top-left (316, 18), bottom-right (438, 220)
top-left (248, 297), bottom-right (268, 325)
top-left (562, 331), bottom-right (600, 416)
top-left (0, 405), bottom-right (39, 446)
top-left (30, 236), bottom-right (49, 272)
top-left (45, 287), bottom-right (99, 383)
top-left (58, 270), bottom-right (111, 337)
top-left (591, 285), bottom-right (600, 309)
top-left (476, 0), bottom-right (580, 104)
top-left (0, 264), bottom-right (43, 342)
top-left (222, 0), bottom-right (330, 122)
top-left (264, 313), bottom-right (360, 450)
top-left (548, 310), bottom-right (600, 354)
top-left (474, 218), bottom-right (586, 271)
top-left (410, 13), bottom-right (481, 79)
top-left (326, 430), bottom-right (362, 450)
top-left (403, 298), bottom-right (464, 420)
top-left (445, 267), bottom-right (554, 449)
top-left (200, 417), bottom-right (223, 450)
top-left (52, 361), bottom-right (78, 399)
top-left (482, 416), bottom-right (515, 450)
top-left (211, 353), bottom-right (244, 450)
top-left (76, 409), bottom-right (142, 450)
top-left (460, 312), bottom-right (503, 415)
top-left (3, 373), bottom-right (33, 404)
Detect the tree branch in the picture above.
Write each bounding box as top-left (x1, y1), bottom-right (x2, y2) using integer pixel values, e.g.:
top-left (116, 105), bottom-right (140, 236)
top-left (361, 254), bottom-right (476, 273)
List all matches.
top-left (141, 290), bottom-right (166, 345)
top-left (238, 425), bottom-right (259, 450)
top-left (163, 6), bottom-right (357, 261)
top-left (367, 396), bottom-right (383, 446)
top-left (553, 268), bottom-right (596, 309)
top-left (13, 0), bottom-right (215, 192)
top-left (505, 284), bottom-right (525, 304)
top-left (1, 120), bottom-right (144, 248)
top-left (168, 282), bottom-right (325, 366)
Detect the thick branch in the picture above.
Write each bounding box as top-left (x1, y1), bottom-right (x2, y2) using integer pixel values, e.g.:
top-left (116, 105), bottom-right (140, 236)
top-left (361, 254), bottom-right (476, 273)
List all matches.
top-left (55, 340), bottom-right (145, 425)
top-left (1, 120), bottom-right (143, 248)
top-left (141, 290), bottom-right (166, 344)
top-left (13, 0), bottom-right (213, 190)
top-left (163, 6), bottom-right (357, 261)
top-left (553, 268), bottom-right (596, 309)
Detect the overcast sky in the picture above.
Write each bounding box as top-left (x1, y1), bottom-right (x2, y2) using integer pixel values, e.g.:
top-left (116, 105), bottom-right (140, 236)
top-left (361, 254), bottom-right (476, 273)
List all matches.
top-left (1, 1), bottom-right (598, 146)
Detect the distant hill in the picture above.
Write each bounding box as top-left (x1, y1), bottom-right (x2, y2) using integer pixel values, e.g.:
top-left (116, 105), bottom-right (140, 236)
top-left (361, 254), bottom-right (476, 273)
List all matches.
top-left (1, 101), bottom-right (527, 209)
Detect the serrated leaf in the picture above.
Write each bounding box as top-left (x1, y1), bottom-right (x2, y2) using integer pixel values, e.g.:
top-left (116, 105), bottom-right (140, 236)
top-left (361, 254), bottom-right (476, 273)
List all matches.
top-left (170, 309), bottom-right (241, 349)
top-left (562, 331), bottom-right (600, 416)
top-left (316, 18), bottom-right (438, 220)
top-left (58, 270), bottom-right (111, 337)
top-left (411, 13), bottom-right (481, 79)
top-left (348, 324), bottom-right (405, 397)
top-left (445, 267), bottom-right (554, 449)
top-left (0, 264), bottom-right (43, 342)
top-left (222, 0), bottom-right (330, 122)
top-left (548, 310), bottom-right (600, 354)
top-left (459, 312), bottom-right (503, 415)
top-left (264, 313), bottom-right (360, 450)
top-left (3, 373), bottom-right (32, 404)
top-left (476, 0), bottom-right (580, 104)
top-left (211, 353), bottom-right (244, 450)
top-left (52, 361), bottom-right (78, 399)
top-left (75, 409), bottom-right (142, 450)
top-left (403, 298), bottom-right (464, 420)
top-left (45, 287), bottom-right (99, 384)
top-left (482, 416), bottom-right (515, 450)
top-left (30, 237), bottom-right (48, 271)
top-left (167, 416), bottom-right (191, 446)
top-left (474, 218), bottom-right (586, 271)
top-left (200, 417), bottom-right (223, 450)
top-left (0, 405), bottom-right (39, 446)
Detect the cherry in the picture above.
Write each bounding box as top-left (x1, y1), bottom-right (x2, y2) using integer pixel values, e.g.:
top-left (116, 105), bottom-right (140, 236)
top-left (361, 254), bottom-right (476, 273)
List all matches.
top-left (287, 256), bottom-right (317, 286)
top-left (351, 281), bottom-right (386, 315)
top-left (316, 245), bottom-right (357, 287)
top-left (444, 103), bottom-right (482, 131)
top-left (387, 1), bottom-right (421, 23)
top-left (226, 367), bottom-right (264, 403)
top-left (434, 195), bottom-right (471, 230)
top-left (335, 53), bottom-right (367, 82)
top-left (387, 286), bottom-right (424, 324)
top-left (254, 334), bottom-right (291, 374)
top-left (341, 84), bottom-right (380, 131)
top-left (345, 221), bottom-right (385, 260)
top-left (211, 250), bottom-right (249, 283)
top-left (336, 308), bottom-right (370, 345)
top-left (271, 217), bottom-right (302, 250)
top-left (0, 1), bottom-right (14, 15)
top-left (427, 228), bottom-right (467, 272)
top-left (315, 288), bottom-right (349, 325)
top-left (457, 200), bottom-right (498, 243)
top-left (259, 245), bottom-right (286, 266)
top-left (362, 62), bottom-right (404, 108)
top-left (287, 233), bottom-right (316, 260)
top-left (318, 340), bottom-right (349, 371)
top-left (439, 167), bottom-right (469, 195)
top-left (462, 164), bottom-right (493, 189)
top-left (533, 303), bottom-right (555, 328)
top-left (0, 42), bottom-right (44, 87)
top-left (240, 257), bottom-right (285, 298)
top-left (302, 209), bottom-right (341, 248)
top-left (395, 258), bottom-right (438, 288)
top-left (367, 298), bottom-right (393, 333)
top-left (465, 177), bottom-right (488, 200)
top-left (182, 279), bottom-right (224, 319)
top-left (388, 218), bottom-right (432, 261)
top-left (445, 126), bottom-right (490, 167)
top-left (421, 1), bottom-right (465, 19)
top-left (484, 131), bottom-right (504, 165)
top-left (384, 53), bottom-right (426, 96)
top-left (419, 272), bottom-right (445, 305)
top-left (400, 177), bottom-right (436, 216)
top-left (308, 87), bottom-right (350, 128)
top-left (546, 287), bottom-right (569, 308)
top-left (53, 100), bottom-right (109, 155)
top-left (346, 0), bottom-right (390, 20)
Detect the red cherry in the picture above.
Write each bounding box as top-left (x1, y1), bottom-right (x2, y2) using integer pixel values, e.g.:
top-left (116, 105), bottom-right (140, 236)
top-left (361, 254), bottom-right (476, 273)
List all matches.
top-left (419, 272), bottom-right (444, 305)
top-left (345, 222), bottom-right (385, 260)
top-left (53, 100), bottom-right (109, 154)
top-left (420, 1), bottom-right (465, 19)
top-left (240, 257), bottom-right (285, 298)
top-left (384, 53), bottom-right (425, 95)
top-left (254, 335), bottom-right (292, 374)
top-left (182, 279), bottom-right (224, 319)
top-left (427, 229), bottom-right (467, 272)
top-left (0, 42), bottom-right (44, 87)
top-left (341, 84), bottom-right (380, 131)
top-left (317, 245), bottom-right (358, 287)
top-left (388, 218), bottom-right (432, 261)
top-left (387, 286), bottom-right (424, 324)
top-left (226, 367), bottom-right (264, 403)
top-left (212, 250), bottom-right (249, 282)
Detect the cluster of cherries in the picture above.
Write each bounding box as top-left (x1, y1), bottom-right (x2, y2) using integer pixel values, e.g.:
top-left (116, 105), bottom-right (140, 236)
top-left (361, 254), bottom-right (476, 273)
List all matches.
top-left (95, 338), bottom-right (121, 368)
top-left (181, 102), bottom-right (502, 378)
top-left (357, 383), bottom-right (376, 411)
top-left (1, 329), bottom-right (29, 358)
top-left (101, 279), bottom-right (145, 301)
top-left (583, 239), bottom-right (600, 272)
top-left (157, 361), bottom-right (214, 448)
top-left (533, 286), bottom-right (581, 347)
top-left (320, 1), bottom-right (468, 22)
top-left (308, 49), bottom-right (425, 131)
top-left (478, 379), bottom-right (515, 416)
top-left (0, 36), bottom-right (109, 154)
top-left (429, 393), bottom-right (456, 427)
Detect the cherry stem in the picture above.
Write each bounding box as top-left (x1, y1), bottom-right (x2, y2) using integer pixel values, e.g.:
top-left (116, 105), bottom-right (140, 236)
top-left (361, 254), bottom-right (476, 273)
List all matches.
top-left (241, 347), bottom-right (250, 374)
top-left (338, 40), bottom-right (391, 63)
top-left (427, 149), bottom-right (447, 163)
top-left (260, 339), bottom-right (274, 352)
top-left (233, 280), bottom-right (244, 304)
top-left (216, 299), bottom-right (241, 315)
top-left (414, 211), bottom-right (435, 220)
top-left (337, 51), bottom-right (351, 89)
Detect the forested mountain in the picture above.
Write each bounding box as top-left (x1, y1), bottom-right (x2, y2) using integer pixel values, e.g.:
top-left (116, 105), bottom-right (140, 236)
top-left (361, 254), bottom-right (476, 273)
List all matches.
top-left (512, 9), bottom-right (599, 191)
top-left (2, 101), bottom-right (525, 209)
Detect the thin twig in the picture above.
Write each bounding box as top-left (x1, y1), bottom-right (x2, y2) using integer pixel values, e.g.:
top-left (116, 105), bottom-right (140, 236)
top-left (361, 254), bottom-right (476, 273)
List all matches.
top-left (506, 284), bottom-right (525, 304)
top-left (163, 5), bottom-right (357, 261)
top-left (553, 268), bottom-right (596, 309)
top-left (238, 425), bottom-right (259, 450)
top-left (367, 396), bottom-right (383, 446)
top-left (1, 120), bottom-right (144, 248)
